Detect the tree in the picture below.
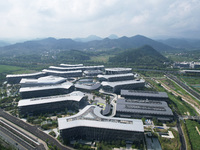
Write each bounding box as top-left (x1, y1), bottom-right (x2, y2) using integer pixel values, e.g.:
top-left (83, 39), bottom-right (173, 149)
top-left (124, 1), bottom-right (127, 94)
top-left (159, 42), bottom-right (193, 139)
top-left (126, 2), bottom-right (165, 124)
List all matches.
top-left (105, 96), bottom-right (110, 104)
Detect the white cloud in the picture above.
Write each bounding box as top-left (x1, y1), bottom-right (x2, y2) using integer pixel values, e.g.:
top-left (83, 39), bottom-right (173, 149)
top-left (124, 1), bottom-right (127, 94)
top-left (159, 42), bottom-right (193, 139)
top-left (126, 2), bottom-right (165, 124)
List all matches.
top-left (0, 0), bottom-right (200, 40)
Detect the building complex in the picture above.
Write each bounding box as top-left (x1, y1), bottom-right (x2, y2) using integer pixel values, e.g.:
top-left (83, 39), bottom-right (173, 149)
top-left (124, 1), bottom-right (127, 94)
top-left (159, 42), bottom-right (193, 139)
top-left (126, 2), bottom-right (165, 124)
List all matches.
top-left (101, 79), bottom-right (145, 93)
top-left (19, 82), bottom-right (74, 99)
top-left (97, 73), bottom-right (135, 82)
top-left (6, 72), bottom-right (46, 84)
top-left (105, 68), bottom-right (132, 75)
top-left (20, 76), bottom-right (67, 87)
top-left (116, 99), bottom-right (173, 121)
top-left (42, 69), bottom-right (83, 78)
top-left (48, 65), bottom-right (104, 72)
top-left (121, 90), bottom-right (169, 101)
top-left (18, 91), bottom-right (85, 116)
top-left (58, 105), bottom-right (144, 142)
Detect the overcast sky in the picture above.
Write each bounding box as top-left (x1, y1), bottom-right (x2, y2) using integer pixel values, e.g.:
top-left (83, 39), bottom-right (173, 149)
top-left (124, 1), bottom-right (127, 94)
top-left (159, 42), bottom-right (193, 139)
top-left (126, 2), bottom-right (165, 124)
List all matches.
top-left (0, 0), bottom-right (200, 41)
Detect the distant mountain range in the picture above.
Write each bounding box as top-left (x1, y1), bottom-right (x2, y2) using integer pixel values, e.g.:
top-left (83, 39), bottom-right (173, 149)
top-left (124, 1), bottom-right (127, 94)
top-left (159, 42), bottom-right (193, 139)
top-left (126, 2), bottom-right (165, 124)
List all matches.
top-left (0, 41), bottom-right (10, 47)
top-left (74, 34), bottom-right (119, 42)
top-left (159, 38), bottom-right (200, 49)
top-left (109, 45), bottom-right (169, 66)
top-left (0, 35), bottom-right (178, 57)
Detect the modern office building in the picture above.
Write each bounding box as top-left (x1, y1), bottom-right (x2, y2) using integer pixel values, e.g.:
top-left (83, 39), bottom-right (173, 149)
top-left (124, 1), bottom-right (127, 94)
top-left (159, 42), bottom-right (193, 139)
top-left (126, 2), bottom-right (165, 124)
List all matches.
top-left (97, 73), bottom-right (135, 82)
top-left (19, 82), bottom-right (74, 99)
top-left (180, 70), bottom-right (200, 76)
top-left (58, 105), bottom-right (144, 142)
top-left (121, 90), bottom-right (169, 101)
top-left (60, 64), bottom-right (84, 67)
top-left (101, 79), bottom-right (145, 93)
top-left (48, 65), bottom-right (104, 72)
top-left (6, 72), bottom-right (47, 84)
top-left (20, 76), bottom-right (67, 87)
top-left (191, 62), bottom-right (200, 69)
top-left (75, 82), bottom-right (101, 92)
top-left (42, 69), bottom-right (83, 78)
top-left (83, 70), bottom-right (103, 77)
top-left (105, 68), bottom-right (132, 75)
top-left (116, 99), bottom-right (174, 121)
top-left (18, 91), bottom-right (85, 116)
top-left (173, 62), bottom-right (190, 69)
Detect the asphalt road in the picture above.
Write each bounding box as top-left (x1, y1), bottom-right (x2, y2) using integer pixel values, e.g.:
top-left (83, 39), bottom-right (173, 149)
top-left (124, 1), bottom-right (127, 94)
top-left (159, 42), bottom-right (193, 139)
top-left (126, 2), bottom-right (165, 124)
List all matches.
top-left (166, 74), bottom-right (200, 101)
top-left (174, 112), bottom-right (186, 150)
top-left (0, 109), bottom-right (73, 150)
top-left (0, 125), bottom-right (35, 150)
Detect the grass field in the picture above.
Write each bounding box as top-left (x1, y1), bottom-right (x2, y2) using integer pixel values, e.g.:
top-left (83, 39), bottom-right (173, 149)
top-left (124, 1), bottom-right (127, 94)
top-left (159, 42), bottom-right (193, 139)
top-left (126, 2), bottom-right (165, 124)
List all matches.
top-left (179, 76), bottom-right (200, 92)
top-left (158, 128), bottom-right (181, 150)
top-left (146, 78), bottom-right (197, 116)
top-left (90, 55), bottom-right (114, 63)
top-left (0, 65), bottom-right (25, 73)
top-left (185, 120), bottom-right (200, 150)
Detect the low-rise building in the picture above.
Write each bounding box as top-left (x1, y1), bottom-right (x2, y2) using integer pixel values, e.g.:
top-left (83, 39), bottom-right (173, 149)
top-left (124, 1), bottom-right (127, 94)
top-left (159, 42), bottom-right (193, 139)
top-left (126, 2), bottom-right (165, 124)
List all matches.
top-left (121, 90), bottom-right (169, 101)
top-left (6, 72), bottom-right (47, 84)
top-left (180, 70), bottom-right (200, 76)
top-left (101, 79), bottom-right (145, 93)
top-left (83, 70), bottom-right (103, 77)
top-left (60, 64), bottom-right (84, 67)
top-left (105, 68), bottom-right (132, 75)
top-left (58, 105), bottom-right (144, 142)
top-left (18, 91), bottom-right (85, 116)
top-left (20, 76), bottom-right (67, 87)
top-left (75, 82), bottom-right (101, 92)
top-left (173, 62), bottom-right (190, 69)
top-left (97, 73), bottom-right (135, 82)
top-left (19, 82), bottom-right (74, 99)
top-left (48, 65), bottom-right (104, 72)
top-left (116, 99), bottom-right (174, 121)
top-left (42, 69), bottom-right (83, 78)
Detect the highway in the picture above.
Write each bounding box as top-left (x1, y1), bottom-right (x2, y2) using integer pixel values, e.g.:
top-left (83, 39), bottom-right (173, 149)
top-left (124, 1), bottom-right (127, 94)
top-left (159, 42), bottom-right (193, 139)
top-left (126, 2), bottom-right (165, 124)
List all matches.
top-left (0, 109), bottom-right (74, 150)
top-left (0, 125), bottom-right (35, 150)
top-left (166, 74), bottom-right (200, 101)
top-left (174, 112), bottom-right (187, 150)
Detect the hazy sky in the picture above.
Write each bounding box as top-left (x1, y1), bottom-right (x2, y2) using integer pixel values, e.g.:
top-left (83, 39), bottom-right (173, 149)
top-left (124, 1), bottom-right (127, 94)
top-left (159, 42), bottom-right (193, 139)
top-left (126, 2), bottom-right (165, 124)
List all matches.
top-left (1, 0), bottom-right (200, 40)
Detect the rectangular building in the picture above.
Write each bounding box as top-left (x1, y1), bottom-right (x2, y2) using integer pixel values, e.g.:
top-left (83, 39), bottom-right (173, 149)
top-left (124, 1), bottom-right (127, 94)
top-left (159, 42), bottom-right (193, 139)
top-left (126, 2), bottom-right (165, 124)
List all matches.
top-left (105, 68), bottom-right (132, 75)
top-left (20, 82), bottom-right (74, 99)
top-left (18, 91), bottom-right (85, 116)
top-left (48, 65), bottom-right (104, 72)
top-left (6, 72), bottom-right (47, 84)
top-left (42, 69), bottom-right (82, 78)
top-left (121, 90), bottom-right (169, 101)
top-left (116, 99), bottom-right (174, 121)
top-left (101, 79), bottom-right (145, 93)
top-left (20, 76), bottom-right (67, 87)
top-left (98, 73), bottom-right (135, 82)
top-left (58, 105), bottom-right (144, 142)
top-left (60, 64), bottom-right (83, 67)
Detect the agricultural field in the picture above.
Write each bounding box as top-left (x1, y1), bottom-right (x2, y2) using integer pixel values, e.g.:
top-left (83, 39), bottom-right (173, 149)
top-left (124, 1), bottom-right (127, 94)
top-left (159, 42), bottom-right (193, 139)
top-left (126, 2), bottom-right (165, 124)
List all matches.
top-left (185, 120), bottom-right (200, 150)
top-left (158, 128), bottom-right (181, 150)
top-left (90, 55), bottom-right (114, 63)
top-left (178, 76), bottom-right (200, 93)
top-left (146, 78), bottom-right (197, 116)
top-left (0, 65), bottom-right (25, 73)
top-left (0, 65), bottom-right (35, 85)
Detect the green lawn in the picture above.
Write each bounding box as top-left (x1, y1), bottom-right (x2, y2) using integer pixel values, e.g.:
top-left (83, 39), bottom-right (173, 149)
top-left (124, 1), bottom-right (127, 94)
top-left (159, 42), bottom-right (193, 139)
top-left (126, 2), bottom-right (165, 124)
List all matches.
top-left (185, 120), bottom-right (200, 150)
top-left (146, 79), bottom-right (197, 116)
top-left (0, 65), bottom-right (25, 73)
top-left (90, 55), bottom-right (114, 63)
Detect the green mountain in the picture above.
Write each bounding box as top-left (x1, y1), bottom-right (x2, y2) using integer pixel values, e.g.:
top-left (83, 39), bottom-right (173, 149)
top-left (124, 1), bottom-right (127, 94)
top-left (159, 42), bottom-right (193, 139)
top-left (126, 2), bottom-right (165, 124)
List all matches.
top-left (109, 45), bottom-right (170, 67)
top-left (0, 35), bottom-right (176, 57)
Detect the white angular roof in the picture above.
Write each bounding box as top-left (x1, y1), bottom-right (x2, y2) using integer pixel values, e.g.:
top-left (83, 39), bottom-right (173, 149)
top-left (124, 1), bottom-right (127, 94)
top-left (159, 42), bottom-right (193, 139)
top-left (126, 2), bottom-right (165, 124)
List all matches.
top-left (18, 91), bottom-right (85, 107)
top-left (58, 105), bottom-right (144, 132)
